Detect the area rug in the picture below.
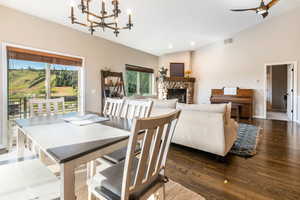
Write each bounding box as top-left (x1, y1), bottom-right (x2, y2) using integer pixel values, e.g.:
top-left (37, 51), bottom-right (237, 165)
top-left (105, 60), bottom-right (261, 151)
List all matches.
top-left (230, 123), bottom-right (261, 157)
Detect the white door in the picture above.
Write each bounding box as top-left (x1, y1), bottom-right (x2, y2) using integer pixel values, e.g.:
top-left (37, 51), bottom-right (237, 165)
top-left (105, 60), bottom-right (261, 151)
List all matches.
top-left (287, 64), bottom-right (294, 121)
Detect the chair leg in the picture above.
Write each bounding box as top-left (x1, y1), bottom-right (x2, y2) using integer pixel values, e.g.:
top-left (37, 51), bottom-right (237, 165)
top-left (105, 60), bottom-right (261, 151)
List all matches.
top-left (88, 188), bottom-right (97, 200)
top-left (153, 184), bottom-right (165, 200)
top-left (8, 136), bottom-right (14, 152)
top-left (87, 161), bottom-right (96, 181)
top-left (160, 184), bottom-right (166, 200)
top-left (39, 149), bottom-right (47, 163)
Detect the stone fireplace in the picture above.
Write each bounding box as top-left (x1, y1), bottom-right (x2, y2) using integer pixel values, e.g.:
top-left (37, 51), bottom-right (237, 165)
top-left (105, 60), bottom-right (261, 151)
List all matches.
top-left (157, 77), bottom-right (195, 104)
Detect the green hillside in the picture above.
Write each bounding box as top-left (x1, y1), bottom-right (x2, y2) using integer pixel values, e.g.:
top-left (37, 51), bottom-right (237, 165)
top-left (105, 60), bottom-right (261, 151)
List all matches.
top-left (9, 69), bottom-right (78, 99)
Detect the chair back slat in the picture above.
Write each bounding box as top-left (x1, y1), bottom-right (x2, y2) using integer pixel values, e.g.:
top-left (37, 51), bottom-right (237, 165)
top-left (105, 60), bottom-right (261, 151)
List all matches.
top-left (121, 100), bottom-right (153, 120)
top-left (37, 102), bottom-right (43, 115)
top-left (46, 102), bottom-right (51, 115)
top-left (29, 97), bottom-right (65, 117)
top-left (103, 98), bottom-right (124, 117)
top-left (146, 124), bottom-right (165, 179)
top-left (155, 123), bottom-right (172, 173)
top-left (133, 128), bottom-right (156, 186)
top-left (121, 110), bottom-right (181, 200)
top-left (53, 102), bottom-right (59, 114)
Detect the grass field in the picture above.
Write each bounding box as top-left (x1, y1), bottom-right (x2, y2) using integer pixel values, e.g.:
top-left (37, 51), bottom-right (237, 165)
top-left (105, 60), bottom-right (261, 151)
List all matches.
top-left (9, 69), bottom-right (78, 99)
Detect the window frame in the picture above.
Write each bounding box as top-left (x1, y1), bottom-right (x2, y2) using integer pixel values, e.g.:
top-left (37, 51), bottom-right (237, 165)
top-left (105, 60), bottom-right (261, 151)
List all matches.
top-left (1, 43), bottom-right (85, 147)
top-left (125, 64), bottom-right (155, 96)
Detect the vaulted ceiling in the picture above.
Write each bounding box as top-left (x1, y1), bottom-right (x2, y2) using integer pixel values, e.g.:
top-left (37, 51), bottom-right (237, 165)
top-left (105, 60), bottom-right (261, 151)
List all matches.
top-left (1, 0), bottom-right (300, 55)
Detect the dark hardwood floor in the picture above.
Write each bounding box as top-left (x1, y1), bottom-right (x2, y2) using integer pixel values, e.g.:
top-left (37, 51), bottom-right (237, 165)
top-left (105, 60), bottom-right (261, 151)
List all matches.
top-left (166, 119), bottom-right (300, 200)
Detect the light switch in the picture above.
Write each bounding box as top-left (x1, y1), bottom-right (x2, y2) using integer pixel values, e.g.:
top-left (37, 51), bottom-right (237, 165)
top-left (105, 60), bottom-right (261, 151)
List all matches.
top-left (91, 89), bottom-right (96, 94)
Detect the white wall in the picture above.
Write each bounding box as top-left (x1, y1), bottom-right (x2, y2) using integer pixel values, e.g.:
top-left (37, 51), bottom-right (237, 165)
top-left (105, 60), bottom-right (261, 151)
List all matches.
top-left (158, 7), bottom-right (300, 120)
top-left (0, 5), bottom-right (158, 144)
top-left (0, 5), bottom-right (158, 110)
top-left (191, 7), bottom-right (300, 119)
top-left (159, 51), bottom-right (192, 76)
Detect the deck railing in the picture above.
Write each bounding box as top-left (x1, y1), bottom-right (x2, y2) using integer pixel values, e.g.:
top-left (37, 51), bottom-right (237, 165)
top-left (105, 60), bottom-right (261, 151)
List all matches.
top-left (8, 96), bottom-right (79, 120)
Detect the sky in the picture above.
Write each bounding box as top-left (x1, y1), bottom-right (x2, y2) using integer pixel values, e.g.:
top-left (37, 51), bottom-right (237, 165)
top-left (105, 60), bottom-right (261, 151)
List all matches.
top-left (8, 59), bottom-right (80, 71)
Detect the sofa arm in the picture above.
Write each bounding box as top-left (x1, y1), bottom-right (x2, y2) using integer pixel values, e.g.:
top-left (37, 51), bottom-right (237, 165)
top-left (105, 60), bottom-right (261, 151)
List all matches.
top-left (224, 119), bottom-right (238, 155)
top-left (172, 110), bottom-right (227, 156)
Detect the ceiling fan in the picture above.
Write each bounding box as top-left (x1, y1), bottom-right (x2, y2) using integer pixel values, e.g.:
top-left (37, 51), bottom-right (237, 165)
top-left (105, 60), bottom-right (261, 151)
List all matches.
top-left (231, 0), bottom-right (280, 18)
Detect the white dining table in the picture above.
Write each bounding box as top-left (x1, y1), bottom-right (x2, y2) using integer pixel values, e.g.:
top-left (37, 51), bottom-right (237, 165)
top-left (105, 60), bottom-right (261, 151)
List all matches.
top-left (15, 112), bottom-right (133, 200)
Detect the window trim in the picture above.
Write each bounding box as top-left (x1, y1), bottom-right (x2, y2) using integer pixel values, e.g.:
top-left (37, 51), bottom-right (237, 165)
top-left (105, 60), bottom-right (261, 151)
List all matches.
top-left (125, 64), bottom-right (154, 74)
top-left (7, 46), bottom-right (83, 66)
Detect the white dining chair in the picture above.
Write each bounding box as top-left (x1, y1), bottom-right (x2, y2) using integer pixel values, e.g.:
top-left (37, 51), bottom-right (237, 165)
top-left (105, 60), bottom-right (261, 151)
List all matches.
top-left (29, 97), bottom-right (65, 117)
top-left (121, 99), bottom-right (153, 119)
top-left (9, 98), bottom-right (65, 152)
top-left (103, 98), bottom-right (124, 117)
top-left (100, 99), bottom-right (153, 165)
top-left (0, 159), bottom-right (60, 200)
top-left (88, 110), bottom-right (181, 200)
top-left (28, 98), bottom-right (65, 162)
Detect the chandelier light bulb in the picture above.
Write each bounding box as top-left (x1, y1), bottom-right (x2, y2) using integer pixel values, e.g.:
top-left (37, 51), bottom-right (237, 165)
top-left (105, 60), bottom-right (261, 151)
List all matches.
top-left (88, 14), bottom-right (97, 22)
top-left (70, 0), bottom-right (76, 7)
top-left (168, 44), bottom-right (173, 49)
top-left (190, 41), bottom-right (195, 46)
top-left (127, 9), bottom-right (132, 15)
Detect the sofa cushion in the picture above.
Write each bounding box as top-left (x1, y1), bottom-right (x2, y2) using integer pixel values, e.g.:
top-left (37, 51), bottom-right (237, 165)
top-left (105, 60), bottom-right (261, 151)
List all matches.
top-left (151, 108), bottom-right (177, 117)
top-left (176, 103), bottom-right (231, 124)
top-left (176, 103), bottom-right (226, 113)
top-left (150, 98), bottom-right (178, 109)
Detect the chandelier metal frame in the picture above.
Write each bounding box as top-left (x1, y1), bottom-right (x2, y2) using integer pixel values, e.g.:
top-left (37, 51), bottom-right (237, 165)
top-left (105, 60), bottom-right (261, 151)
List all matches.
top-left (70, 0), bottom-right (133, 37)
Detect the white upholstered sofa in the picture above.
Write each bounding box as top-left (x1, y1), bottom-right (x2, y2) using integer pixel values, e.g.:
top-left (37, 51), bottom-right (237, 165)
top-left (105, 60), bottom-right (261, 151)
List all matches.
top-left (150, 99), bottom-right (238, 157)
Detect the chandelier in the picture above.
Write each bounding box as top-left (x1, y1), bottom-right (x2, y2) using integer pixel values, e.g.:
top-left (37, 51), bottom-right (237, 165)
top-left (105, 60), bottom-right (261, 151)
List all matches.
top-left (70, 0), bottom-right (133, 37)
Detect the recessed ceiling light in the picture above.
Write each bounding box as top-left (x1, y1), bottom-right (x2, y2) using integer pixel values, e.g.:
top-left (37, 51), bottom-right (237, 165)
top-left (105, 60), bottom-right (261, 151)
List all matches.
top-left (168, 44), bottom-right (173, 49)
top-left (190, 41), bottom-right (195, 46)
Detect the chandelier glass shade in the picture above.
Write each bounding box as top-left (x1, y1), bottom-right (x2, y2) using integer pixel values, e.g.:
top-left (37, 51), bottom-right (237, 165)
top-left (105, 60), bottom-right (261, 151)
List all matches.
top-left (70, 0), bottom-right (133, 37)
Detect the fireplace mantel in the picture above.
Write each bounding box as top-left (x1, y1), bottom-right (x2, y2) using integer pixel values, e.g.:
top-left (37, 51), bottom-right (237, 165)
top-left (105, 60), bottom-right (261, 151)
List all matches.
top-left (164, 77), bottom-right (196, 83)
top-left (157, 76), bottom-right (195, 104)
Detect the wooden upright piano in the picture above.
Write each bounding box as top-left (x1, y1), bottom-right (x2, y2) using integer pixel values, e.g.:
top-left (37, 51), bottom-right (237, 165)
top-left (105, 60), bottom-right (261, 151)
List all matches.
top-left (210, 89), bottom-right (253, 120)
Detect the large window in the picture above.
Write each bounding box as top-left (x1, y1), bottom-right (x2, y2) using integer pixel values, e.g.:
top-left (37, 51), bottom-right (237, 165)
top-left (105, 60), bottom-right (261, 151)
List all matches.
top-left (125, 65), bottom-right (154, 96)
top-left (7, 47), bottom-right (83, 120)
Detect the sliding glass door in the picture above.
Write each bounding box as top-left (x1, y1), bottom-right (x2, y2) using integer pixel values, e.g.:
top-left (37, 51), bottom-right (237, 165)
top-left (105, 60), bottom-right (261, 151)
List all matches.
top-left (2, 45), bottom-right (84, 147)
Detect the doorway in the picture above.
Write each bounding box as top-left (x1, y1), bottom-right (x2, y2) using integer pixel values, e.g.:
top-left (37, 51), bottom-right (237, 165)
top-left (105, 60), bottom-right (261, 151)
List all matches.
top-left (265, 64), bottom-right (295, 121)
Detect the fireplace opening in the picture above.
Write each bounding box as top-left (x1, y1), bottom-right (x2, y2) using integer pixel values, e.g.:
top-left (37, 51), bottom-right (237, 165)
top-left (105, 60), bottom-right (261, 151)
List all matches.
top-left (167, 89), bottom-right (187, 103)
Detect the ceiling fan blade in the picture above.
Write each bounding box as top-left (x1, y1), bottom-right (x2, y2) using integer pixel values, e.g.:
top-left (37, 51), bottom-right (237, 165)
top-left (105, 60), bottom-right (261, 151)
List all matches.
top-left (267, 0), bottom-right (280, 9)
top-left (231, 8), bottom-right (258, 12)
top-left (262, 11), bottom-right (269, 18)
